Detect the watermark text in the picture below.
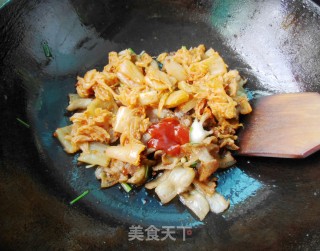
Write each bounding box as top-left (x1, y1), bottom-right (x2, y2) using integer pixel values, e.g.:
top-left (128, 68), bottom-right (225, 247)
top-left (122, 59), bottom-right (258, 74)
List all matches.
top-left (128, 225), bottom-right (193, 241)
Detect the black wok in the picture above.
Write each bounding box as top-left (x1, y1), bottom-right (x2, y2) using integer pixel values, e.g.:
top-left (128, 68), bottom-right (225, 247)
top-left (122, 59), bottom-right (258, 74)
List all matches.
top-left (1, 0), bottom-right (320, 249)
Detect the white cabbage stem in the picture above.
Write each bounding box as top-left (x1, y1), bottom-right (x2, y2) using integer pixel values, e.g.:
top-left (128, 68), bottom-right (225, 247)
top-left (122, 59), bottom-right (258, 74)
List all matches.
top-left (179, 189), bottom-right (210, 221)
top-left (154, 166), bottom-right (195, 204)
top-left (189, 116), bottom-right (213, 143)
top-left (206, 192), bottom-right (230, 214)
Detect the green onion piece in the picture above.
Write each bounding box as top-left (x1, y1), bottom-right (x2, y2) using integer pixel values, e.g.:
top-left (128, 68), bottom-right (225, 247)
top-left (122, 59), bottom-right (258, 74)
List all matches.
top-left (42, 41), bottom-right (52, 57)
top-left (190, 161), bottom-right (199, 168)
top-left (182, 46), bottom-right (187, 50)
top-left (156, 60), bottom-right (163, 70)
top-left (16, 118), bottom-right (30, 128)
top-left (69, 190), bottom-right (90, 205)
top-left (145, 166), bottom-right (149, 179)
top-left (128, 48), bottom-right (135, 54)
top-left (120, 182), bottom-right (132, 193)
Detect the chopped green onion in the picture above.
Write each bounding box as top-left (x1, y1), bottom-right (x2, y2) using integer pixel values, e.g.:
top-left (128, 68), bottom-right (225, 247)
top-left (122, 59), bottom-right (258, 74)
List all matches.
top-left (156, 60), bottom-right (163, 69)
top-left (128, 48), bottom-right (135, 54)
top-left (42, 41), bottom-right (52, 57)
top-left (16, 118), bottom-right (30, 128)
top-left (145, 166), bottom-right (149, 179)
top-left (69, 190), bottom-right (90, 205)
top-left (120, 182), bottom-right (132, 193)
top-left (190, 161), bottom-right (199, 168)
top-left (181, 46), bottom-right (187, 50)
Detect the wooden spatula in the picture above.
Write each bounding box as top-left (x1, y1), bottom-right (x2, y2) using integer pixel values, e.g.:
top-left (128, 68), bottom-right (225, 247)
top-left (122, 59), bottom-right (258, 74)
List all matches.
top-left (237, 92), bottom-right (320, 158)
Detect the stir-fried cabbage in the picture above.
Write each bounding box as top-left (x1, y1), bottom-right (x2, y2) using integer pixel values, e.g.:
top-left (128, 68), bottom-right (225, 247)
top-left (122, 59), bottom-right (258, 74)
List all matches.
top-left (54, 45), bottom-right (252, 220)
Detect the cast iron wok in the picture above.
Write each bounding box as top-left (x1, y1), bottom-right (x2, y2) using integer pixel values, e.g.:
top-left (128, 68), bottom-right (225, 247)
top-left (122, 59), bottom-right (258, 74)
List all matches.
top-left (1, 0), bottom-right (320, 250)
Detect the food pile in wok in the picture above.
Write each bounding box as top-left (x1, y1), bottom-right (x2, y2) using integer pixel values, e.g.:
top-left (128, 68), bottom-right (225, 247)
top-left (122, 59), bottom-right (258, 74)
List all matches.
top-left (55, 45), bottom-right (252, 220)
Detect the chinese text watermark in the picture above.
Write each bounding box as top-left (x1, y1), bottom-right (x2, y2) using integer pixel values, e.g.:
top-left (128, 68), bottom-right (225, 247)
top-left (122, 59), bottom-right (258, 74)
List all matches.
top-left (128, 225), bottom-right (193, 241)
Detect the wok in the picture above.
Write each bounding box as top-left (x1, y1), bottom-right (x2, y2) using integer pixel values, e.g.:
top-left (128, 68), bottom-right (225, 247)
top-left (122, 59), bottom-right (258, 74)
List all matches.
top-left (1, 0), bottom-right (320, 249)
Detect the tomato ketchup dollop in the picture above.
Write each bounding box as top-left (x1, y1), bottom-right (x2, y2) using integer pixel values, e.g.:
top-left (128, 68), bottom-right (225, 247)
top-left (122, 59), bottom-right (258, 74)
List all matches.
top-left (147, 117), bottom-right (190, 156)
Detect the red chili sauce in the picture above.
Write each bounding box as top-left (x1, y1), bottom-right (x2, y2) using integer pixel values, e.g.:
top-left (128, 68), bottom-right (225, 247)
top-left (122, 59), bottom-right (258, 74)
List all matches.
top-left (147, 117), bottom-right (189, 156)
